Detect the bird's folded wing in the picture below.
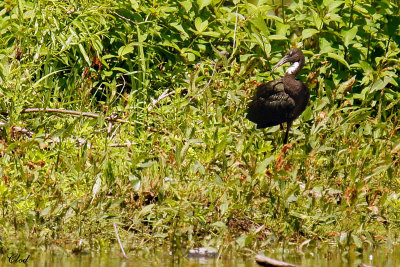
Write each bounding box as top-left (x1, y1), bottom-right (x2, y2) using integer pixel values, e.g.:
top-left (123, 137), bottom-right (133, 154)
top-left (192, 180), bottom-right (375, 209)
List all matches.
top-left (254, 79), bottom-right (284, 99)
top-left (247, 91), bottom-right (295, 127)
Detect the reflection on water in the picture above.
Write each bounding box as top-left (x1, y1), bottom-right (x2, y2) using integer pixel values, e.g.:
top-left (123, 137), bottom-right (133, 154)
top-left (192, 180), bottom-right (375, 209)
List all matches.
top-left (1, 246), bottom-right (399, 267)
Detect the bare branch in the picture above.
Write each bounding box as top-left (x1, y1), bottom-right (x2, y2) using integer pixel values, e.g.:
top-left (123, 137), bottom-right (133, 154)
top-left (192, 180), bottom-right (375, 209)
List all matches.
top-left (109, 11), bottom-right (137, 25)
top-left (19, 108), bottom-right (136, 126)
top-left (148, 89), bottom-right (175, 111)
top-left (113, 222), bottom-right (128, 259)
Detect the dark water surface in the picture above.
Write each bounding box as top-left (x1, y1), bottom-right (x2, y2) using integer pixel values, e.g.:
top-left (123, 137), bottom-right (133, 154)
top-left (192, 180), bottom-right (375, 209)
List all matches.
top-left (1, 246), bottom-right (399, 266)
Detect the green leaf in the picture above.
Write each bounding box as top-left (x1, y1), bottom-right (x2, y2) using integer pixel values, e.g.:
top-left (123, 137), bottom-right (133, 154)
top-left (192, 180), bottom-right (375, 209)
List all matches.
top-left (200, 31), bottom-right (220, 37)
top-left (352, 234), bottom-right (362, 248)
top-left (327, 52), bottom-right (350, 69)
top-left (275, 21), bottom-right (290, 36)
top-left (255, 155), bottom-right (274, 176)
top-left (360, 61), bottom-right (373, 72)
top-left (252, 16), bottom-right (270, 37)
top-left (324, 0), bottom-right (344, 12)
top-left (180, 1), bottom-right (192, 12)
top-left (268, 35), bottom-right (287, 40)
top-left (194, 17), bottom-right (208, 33)
top-left (311, 9), bottom-right (323, 30)
top-left (139, 204), bottom-right (155, 217)
top-left (319, 38), bottom-right (335, 54)
top-left (78, 44), bottom-right (91, 65)
top-left (197, 0), bottom-right (212, 10)
top-left (118, 44), bottom-right (134, 57)
top-left (342, 27), bottom-right (358, 47)
top-left (265, 14), bottom-right (283, 23)
top-left (171, 22), bottom-right (189, 38)
top-left (371, 76), bottom-right (392, 93)
top-left (112, 67), bottom-right (129, 73)
top-left (302, 28), bottom-right (319, 39)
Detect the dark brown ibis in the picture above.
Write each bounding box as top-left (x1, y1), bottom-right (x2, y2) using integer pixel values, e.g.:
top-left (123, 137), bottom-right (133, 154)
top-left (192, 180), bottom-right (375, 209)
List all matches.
top-left (247, 48), bottom-right (309, 144)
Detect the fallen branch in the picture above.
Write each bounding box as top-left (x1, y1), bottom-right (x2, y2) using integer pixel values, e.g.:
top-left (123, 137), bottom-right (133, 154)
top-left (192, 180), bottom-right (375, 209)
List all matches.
top-left (113, 222), bottom-right (128, 259)
top-left (255, 255), bottom-right (300, 267)
top-left (20, 108), bottom-right (136, 126)
top-left (2, 108), bottom-right (171, 135)
top-left (109, 141), bottom-right (137, 147)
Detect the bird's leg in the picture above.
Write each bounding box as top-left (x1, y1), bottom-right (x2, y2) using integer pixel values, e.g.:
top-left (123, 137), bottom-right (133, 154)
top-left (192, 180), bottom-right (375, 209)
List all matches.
top-left (283, 121), bottom-right (293, 144)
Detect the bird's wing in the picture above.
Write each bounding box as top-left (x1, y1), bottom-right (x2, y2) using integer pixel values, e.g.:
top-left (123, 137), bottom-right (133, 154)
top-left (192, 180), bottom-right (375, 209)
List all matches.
top-left (247, 90), bottom-right (295, 128)
top-left (254, 79), bottom-right (285, 100)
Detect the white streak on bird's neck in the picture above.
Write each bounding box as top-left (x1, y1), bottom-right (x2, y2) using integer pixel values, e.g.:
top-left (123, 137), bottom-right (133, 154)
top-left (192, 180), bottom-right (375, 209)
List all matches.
top-left (286, 61), bottom-right (300, 74)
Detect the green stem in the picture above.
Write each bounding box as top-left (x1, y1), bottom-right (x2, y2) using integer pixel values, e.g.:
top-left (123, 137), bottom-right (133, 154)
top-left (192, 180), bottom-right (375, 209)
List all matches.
top-left (349, 0), bottom-right (354, 28)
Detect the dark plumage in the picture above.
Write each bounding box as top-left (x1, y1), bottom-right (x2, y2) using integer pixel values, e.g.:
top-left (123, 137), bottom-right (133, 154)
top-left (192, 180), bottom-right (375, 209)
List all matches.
top-left (247, 48), bottom-right (310, 144)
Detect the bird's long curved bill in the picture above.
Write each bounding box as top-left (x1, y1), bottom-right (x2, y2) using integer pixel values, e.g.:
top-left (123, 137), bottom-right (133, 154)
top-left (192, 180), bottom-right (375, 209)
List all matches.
top-left (271, 56), bottom-right (289, 73)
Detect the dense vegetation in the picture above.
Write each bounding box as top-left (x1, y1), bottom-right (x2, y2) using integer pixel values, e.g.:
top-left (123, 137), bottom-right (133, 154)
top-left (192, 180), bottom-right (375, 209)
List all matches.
top-left (0, 0), bottom-right (399, 256)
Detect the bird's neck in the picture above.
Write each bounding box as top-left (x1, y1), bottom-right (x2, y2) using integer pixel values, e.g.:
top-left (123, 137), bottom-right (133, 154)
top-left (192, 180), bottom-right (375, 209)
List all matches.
top-left (285, 58), bottom-right (304, 76)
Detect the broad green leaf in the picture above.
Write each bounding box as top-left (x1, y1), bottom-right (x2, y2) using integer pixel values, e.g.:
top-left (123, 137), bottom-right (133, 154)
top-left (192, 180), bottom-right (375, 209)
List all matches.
top-left (194, 17), bottom-right (208, 33)
top-left (371, 76), bottom-right (392, 93)
top-left (324, 0), bottom-right (344, 12)
top-left (130, 0), bottom-right (139, 9)
top-left (252, 16), bottom-right (270, 36)
top-left (360, 61), bottom-right (373, 72)
top-left (276, 21), bottom-right (290, 36)
top-left (327, 52), bottom-right (350, 69)
top-left (354, 3), bottom-right (368, 14)
top-left (311, 9), bottom-right (323, 30)
top-left (197, 0), bottom-right (212, 10)
top-left (302, 28), bottom-right (318, 39)
top-left (265, 14), bottom-right (283, 23)
top-left (352, 234), bottom-right (362, 248)
top-left (118, 44), bottom-right (134, 57)
top-left (171, 22), bottom-right (189, 38)
top-left (339, 232), bottom-right (348, 245)
top-left (320, 38), bottom-right (335, 54)
top-left (180, 1), bottom-right (192, 12)
top-left (342, 27), bottom-right (358, 47)
top-left (161, 39), bottom-right (181, 51)
top-left (112, 67), bottom-right (129, 73)
top-left (255, 155), bottom-right (274, 176)
top-left (102, 54), bottom-right (117, 60)
top-left (219, 202), bottom-right (229, 216)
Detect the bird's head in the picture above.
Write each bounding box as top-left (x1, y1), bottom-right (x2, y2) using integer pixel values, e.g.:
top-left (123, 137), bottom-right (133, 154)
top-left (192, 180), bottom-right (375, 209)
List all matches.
top-left (271, 48), bottom-right (305, 75)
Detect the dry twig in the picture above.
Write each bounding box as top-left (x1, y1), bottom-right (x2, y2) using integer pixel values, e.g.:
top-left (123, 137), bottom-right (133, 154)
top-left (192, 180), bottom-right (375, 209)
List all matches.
top-left (113, 222), bottom-right (128, 259)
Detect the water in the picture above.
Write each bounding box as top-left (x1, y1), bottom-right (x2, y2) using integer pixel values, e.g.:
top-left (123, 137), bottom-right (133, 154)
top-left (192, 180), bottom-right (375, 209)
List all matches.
top-left (1, 247), bottom-right (399, 267)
